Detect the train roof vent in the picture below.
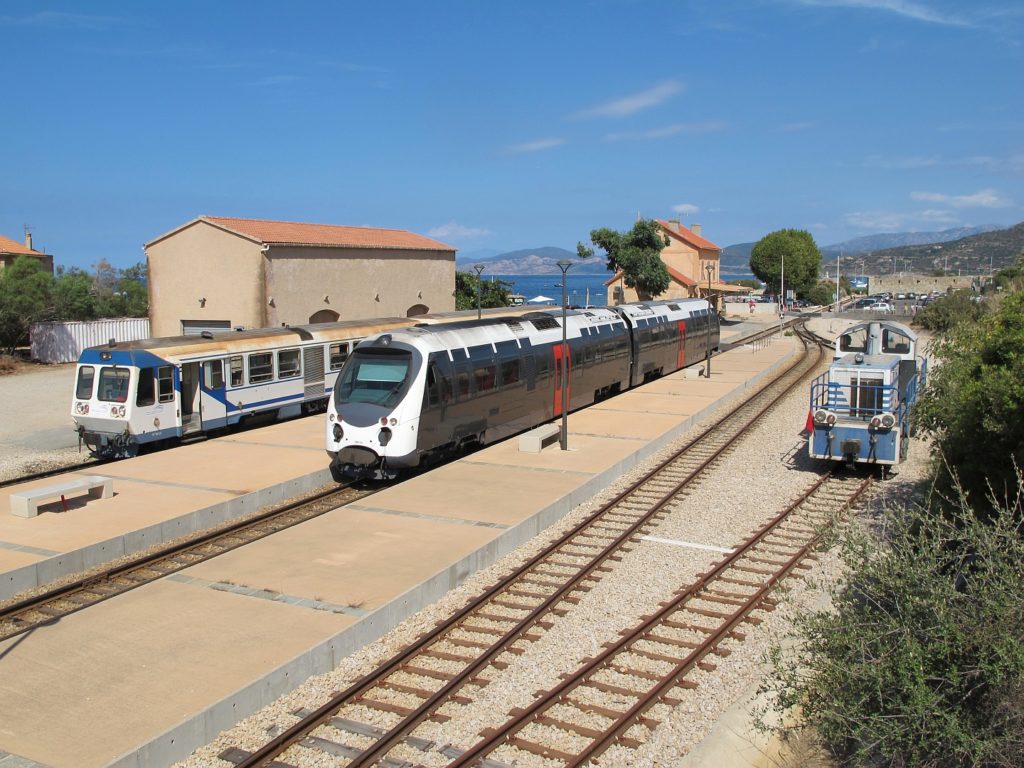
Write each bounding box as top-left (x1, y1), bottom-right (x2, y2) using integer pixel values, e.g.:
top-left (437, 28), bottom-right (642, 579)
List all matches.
top-left (668, 303), bottom-right (681, 311)
top-left (200, 331), bottom-right (214, 339)
top-left (529, 316), bottom-right (561, 331)
top-left (503, 319), bottom-right (524, 332)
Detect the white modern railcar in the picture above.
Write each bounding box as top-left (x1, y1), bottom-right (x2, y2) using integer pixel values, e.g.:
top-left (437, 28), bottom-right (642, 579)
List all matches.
top-left (326, 299), bottom-right (719, 480)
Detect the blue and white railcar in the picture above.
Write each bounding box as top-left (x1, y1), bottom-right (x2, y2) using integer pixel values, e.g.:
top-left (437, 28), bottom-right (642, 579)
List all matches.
top-left (326, 299), bottom-right (719, 480)
top-left (808, 320), bottom-right (927, 470)
top-left (70, 306), bottom-right (553, 459)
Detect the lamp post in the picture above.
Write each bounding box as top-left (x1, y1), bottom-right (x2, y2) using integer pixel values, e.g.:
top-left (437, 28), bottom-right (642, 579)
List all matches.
top-left (473, 263), bottom-right (485, 320)
top-left (704, 263), bottom-right (714, 377)
top-left (779, 253), bottom-right (785, 334)
top-left (557, 259), bottom-right (573, 450)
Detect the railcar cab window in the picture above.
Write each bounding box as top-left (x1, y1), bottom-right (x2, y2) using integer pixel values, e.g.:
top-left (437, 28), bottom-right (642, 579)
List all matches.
top-left (98, 367), bottom-right (130, 402)
top-left (76, 366), bottom-right (95, 399)
top-left (336, 349), bottom-right (411, 406)
top-left (137, 368), bottom-right (155, 406)
top-left (157, 365), bottom-right (174, 402)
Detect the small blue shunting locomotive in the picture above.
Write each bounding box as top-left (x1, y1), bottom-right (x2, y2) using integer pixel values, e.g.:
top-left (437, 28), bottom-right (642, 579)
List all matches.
top-left (808, 319), bottom-right (927, 472)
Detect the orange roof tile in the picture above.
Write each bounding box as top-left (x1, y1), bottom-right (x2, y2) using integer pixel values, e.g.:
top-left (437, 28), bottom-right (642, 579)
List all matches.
top-left (656, 220), bottom-right (721, 252)
top-left (201, 216), bottom-right (455, 252)
top-left (604, 267), bottom-right (697, 288)
top-left (0, 234), bottom-right (44, 256)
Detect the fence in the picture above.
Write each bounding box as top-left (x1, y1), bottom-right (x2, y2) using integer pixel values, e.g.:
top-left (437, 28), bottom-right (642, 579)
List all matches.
top-left (30, 318), bottom-right (151, 364)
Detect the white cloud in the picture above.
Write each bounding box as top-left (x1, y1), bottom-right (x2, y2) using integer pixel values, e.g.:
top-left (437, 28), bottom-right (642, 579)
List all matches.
top-left (672, 203), bottom-right (701, 215)
top-left (910, 188), bottom-right (1010, 208)
top-left (427, 221), bottom-right (491, 240)
top-left (573, 81), bottom-right (683, 120)
top-left (606, 120), bottom-right (726, 141)
top-left (503, 138), bottom-right (566, 154)
top-left (790, 0), bottom-right (974, 27)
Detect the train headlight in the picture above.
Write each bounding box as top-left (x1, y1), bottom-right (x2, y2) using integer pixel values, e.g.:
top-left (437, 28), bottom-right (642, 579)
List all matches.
top-left (881, 413), bottom-right (896, 428)
top-left (378, 427), bottom-right (392, 446)
top-left (332, 423), bottom-right (344, 441)
top-left (389, 417), bottom-right (397, 426)
top-left (813, 409), bottom-right (836, 427)
top-left (870, 416), bottom-right (881, 428)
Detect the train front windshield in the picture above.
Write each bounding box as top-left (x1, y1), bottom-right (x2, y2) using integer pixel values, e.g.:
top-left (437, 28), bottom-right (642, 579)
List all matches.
top-left (335, 349), bottom-right (412, 407)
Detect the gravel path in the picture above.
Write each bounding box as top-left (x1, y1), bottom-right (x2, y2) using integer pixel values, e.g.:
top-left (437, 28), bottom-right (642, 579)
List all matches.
top-left (171, 320), bottom-right (938, 767)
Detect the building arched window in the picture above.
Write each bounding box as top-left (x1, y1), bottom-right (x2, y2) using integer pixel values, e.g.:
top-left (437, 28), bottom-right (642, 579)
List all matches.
top-left (406, 304), bottom-right (429, 317)
top-left (309, 309), bottom-right (340, 323)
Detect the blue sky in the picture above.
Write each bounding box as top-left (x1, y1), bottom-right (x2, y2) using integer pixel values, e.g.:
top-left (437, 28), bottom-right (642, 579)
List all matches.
top-left (2, 0), bottom-right (1022, 271)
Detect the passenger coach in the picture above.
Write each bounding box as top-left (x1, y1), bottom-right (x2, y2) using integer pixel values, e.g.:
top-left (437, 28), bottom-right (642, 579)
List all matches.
top-left (327, 299), bottom-right (719, 480)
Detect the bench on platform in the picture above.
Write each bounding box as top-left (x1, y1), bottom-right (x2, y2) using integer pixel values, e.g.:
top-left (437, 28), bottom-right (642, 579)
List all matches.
top-left (519, 423), bottom-right (561, 453)
top-left (9, 475), bottom-right (114, 518)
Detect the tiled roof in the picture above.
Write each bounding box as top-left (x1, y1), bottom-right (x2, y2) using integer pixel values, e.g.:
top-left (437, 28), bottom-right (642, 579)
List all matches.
top-left (604, 267), bottom-right (697, 288)
top-left (656, 220), bottom-right (721, 252)
top-left (201, 216), bottom-right (455, 252)
top-left (0, 234), bottom-right (43, 256)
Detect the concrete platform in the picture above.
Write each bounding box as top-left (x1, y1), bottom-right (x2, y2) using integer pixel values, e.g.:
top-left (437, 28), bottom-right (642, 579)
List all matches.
top-left (0, 325), bottom-right (796, 768)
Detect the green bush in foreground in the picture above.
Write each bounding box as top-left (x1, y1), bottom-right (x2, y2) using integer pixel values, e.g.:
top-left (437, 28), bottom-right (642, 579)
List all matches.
top-left (760, 479), bottom-right (1024, 767)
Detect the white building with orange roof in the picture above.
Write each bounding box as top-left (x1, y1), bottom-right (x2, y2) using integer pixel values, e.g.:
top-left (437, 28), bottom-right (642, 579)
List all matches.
top-left (604, 220), bottom-right (744, 310)
top-left (0, 231), bottom-right (54, 274)
top-left (144, 215), bottom-right (456, 337)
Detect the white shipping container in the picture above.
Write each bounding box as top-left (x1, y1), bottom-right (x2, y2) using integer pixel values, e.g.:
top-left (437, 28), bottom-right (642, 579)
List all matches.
top-left (30, 318), bottom-right (151, 363)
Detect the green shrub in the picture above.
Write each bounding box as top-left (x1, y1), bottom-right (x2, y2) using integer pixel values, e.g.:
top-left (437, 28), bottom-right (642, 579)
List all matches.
top-left (760, 481), bottom-right (1024, 767)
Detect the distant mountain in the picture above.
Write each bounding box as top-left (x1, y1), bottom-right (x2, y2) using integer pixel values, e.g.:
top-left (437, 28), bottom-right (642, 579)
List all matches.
top-left (855, 222), bottom-right (1024, 276)
top-left (721, 242), bottom-right (755, 271)
top-left (821, 225), bottom-right (1003, 257)
top-left (456, 246), bottom-right (612, 275)
top-left (456, 247), bottom-right (503, 263)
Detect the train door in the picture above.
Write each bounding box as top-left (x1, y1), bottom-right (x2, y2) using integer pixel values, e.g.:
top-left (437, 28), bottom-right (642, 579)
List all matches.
top-left (200, 359), bottom-right (227, 429)
top-left (180, 362), bottom-right (201, 434)
top-left (676, 320), bottom-right (687, 369)
top-left (553, 343), bottom-right (572, 415)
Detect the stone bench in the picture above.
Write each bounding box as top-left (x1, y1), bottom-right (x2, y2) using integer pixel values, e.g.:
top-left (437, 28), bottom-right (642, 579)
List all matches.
top-left (10, 475), bottom-right (114, 518)
top-left (519, 423), bottom-right (561, 453)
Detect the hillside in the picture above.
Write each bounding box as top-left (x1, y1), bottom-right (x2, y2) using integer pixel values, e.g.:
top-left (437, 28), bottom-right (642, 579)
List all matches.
top-left (456, 246), bottom-right (611, 275)
top-left (857, 222), bottom-right (1024, 275)
top-left (820, 225), bottom-right (1002, 257)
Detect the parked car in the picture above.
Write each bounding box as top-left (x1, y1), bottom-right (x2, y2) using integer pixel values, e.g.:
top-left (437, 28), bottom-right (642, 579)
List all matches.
top-left (866, 301), bottom-right (894, 313)
top-left (854, 298), bottom-right (874, 308)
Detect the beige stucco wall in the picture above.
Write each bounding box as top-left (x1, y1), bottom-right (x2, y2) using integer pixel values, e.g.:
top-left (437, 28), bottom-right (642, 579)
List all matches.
top-left (264, 247), bottom-right (455, 327)
top-left (868, 274), bottom-right (979, 296)
top-left (146, 220), bottom-right (457, 337)
top-left (605, 229), bottom-right (721, 308)
top-left (147, 222), bottom-right (264, 337)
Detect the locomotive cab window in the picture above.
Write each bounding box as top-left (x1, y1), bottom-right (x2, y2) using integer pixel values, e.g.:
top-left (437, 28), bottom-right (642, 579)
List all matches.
top-left (98, 367), bottom-right (130, 402)
top-left (839, 331), bottom-right (867, 353)
top-left (882, 331), bottom-right (911, 355)
top-left (75, 366), bottom-right (95, 399)
top-left (336, 349), bottom-right (411, 406)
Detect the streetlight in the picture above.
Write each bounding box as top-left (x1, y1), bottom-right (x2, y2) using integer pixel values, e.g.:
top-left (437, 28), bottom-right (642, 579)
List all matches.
top-left (556, 259), bottom-right (573, 450)
top-left (704, 263), bottom-right (714, 378)
top-left (473, 263), bottom-right (485, 320)
top-left (779, 253), bottom-right (785, 334)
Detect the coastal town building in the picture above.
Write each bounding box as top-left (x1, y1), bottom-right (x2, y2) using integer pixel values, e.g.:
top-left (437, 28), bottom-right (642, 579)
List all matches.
top-left (605, 220), bottom-right (743, 310)
top-left (0, 231), bottom-right (54, 274)
top-left (144, 215), bottom-right (456, 337)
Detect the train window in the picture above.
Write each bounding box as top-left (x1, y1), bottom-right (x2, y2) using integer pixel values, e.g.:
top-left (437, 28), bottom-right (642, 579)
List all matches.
top-left (203, 360), bottom-right (224, 389)
top-left (249, 352), bottom-right (273, 384)
top-left (329, 342), bottom-right (350, 370)
top-left (501, 359), bottom-right (521, 385)
top-left (136, 367), bottom-right (155, 406)
top-left (839, 331), bottom-right (867, 353)
top-left (98, 367), bottom-right (130, 403)
top-left (475, 365), bottom-right (497, 392)
top-left (456, 367), bottom-right (471, 399)
top-left (424, 364), bottom-right (440, 408)
top-left (852, 376), bottom-right (884, 417)
top-left (157, 366), bottom-right (175, 402)
top-left (336, 349), bottom-right (411, 406)
top-left (882, 331), bottom-right (910, 355)
top-left (229, 356), bottom-right (244, 387)
top-left (75, 366), bottom-right (95, 399)
top-left (277, 349), bottom-right (301, 379)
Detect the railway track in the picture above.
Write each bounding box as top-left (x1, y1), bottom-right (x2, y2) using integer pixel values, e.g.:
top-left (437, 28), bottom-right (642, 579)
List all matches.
top-left (220, 323), bottom-right (833, 767)
top-left (0, 457), bottom-right (105, 490)
top-left (0, 484), bottom-right (374, 641)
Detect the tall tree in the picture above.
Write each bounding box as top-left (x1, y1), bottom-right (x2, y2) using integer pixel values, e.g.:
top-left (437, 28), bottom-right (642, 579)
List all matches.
top-left (578, 219), bottom-right (670, 299)
top-left (0, 256), bottom-right (54, 353)
top-left (52, 267), bottom-right (97, 320)
top-left (749, 229), bottom-right (822, 297)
